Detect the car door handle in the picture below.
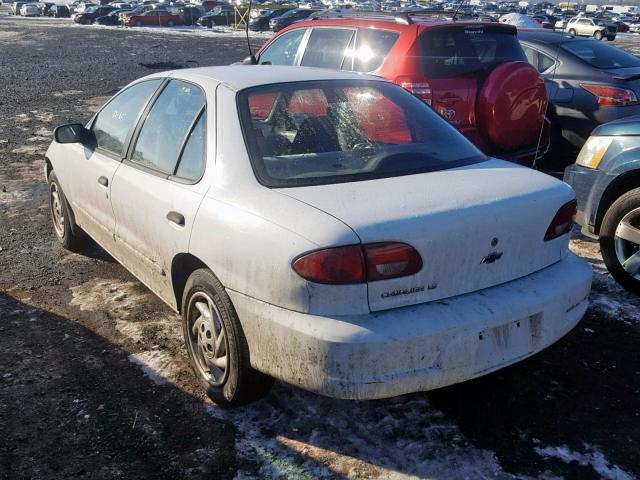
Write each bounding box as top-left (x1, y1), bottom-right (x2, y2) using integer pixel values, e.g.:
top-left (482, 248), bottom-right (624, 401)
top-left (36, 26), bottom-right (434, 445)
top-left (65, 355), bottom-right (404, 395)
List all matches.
top-left (98, 176), bottom-right (108, 187)
top-left (166, 211), bottom-right (185, 227)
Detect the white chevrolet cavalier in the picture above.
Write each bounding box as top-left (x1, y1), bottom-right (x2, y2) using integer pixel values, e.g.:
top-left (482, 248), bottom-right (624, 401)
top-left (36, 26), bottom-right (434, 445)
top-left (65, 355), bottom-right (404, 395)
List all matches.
top-left (46, 66), bottom-right (592, 405)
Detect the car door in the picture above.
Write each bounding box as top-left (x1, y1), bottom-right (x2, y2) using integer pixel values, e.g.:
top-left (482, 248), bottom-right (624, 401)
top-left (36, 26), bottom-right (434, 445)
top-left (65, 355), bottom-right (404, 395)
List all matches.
top-left (109, 79), bottom-right (209, 306)
top-left (57, 79), bottom-right (162, 253)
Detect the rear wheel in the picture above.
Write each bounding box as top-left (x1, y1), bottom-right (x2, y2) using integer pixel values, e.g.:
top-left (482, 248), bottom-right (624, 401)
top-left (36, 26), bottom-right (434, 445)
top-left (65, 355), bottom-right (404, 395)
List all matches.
top-left (607, 36), bottom-right (615, 41)
top-left (594, 30), bottom-right (603, 40)
top-left (600, 188), bottom-right (640, 295)
top-left (182, 269), bottom-right (273, 406)
top-left (568, 28), bottom-right (577, 35)
top-left (48, 171), bottom-right (85, 252)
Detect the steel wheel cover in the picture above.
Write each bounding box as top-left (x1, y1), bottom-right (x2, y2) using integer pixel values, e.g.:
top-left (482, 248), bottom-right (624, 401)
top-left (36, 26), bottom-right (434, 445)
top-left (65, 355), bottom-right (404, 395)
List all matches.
top-left (186, 292), bottom-right (229, 386)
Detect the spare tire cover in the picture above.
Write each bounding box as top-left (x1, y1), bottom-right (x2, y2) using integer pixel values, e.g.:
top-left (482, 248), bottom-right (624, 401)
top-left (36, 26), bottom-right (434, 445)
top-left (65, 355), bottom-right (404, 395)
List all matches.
top-left (477, 61), bottom-right (547, 151)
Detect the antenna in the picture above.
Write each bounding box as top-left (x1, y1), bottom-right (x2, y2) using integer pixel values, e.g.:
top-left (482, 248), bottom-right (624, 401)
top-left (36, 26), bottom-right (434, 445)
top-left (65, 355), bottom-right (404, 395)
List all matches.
top-left (245, 0), bottom-right (253, 59)
top-left (451, 0), bottom-right (466, 21)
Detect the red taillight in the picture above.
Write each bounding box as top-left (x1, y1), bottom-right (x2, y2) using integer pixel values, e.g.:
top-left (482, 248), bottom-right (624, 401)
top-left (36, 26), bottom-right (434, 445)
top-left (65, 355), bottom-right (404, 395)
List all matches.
top-left (293, 243), bottom-right (422, 284)
top-left (395, 76), bottom-right (432, 106)
top-left (581, 84), bottom-right (639, 106)
top-left (363, 242), bottom-right (423, 281)
top-left (293, 246), bottom-right (365, 284)
top-left (544, 199), bottom-right (577, 241)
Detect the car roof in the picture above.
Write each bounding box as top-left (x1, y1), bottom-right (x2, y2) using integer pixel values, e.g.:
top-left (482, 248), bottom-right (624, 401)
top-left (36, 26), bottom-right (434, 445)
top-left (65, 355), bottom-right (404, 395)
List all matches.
top-left (517, 29), bottom-right (586, 44)
top-left (290, 10), bottom-right (515, 30)
top-left (162, 65), bottom-right (383, 91)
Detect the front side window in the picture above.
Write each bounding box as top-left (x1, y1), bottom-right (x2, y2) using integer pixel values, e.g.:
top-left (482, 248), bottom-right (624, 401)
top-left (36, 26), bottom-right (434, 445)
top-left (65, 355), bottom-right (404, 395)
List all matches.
top-left (259, 28), bottom-right (305, 65)
top-left (239, 80), bottom-right (485, 187)
top-left (131, 80), bottom-right (205, 174)
top-left (92, 79), bottom-right (161, 155)
top-left (300, 28), bottom-right (355, 69)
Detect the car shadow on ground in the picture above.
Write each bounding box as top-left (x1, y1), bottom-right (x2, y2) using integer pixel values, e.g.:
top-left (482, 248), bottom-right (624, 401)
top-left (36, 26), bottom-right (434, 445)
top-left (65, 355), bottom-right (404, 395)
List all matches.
top-left (0, 292), bottom-right (240, 480)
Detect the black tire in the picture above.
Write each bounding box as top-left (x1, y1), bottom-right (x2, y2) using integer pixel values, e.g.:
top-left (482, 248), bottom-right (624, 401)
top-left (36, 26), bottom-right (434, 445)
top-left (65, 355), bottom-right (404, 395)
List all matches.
top-left (594, 30), bottom-right (603, 40)
top-left (182, 269), bottom-right (273, 406)
top-left (136, 20), bottom-right (143, 26)
top-left (599, 188), bottom-right (640, 295)
top-left (48, 170), bottom-right (85, 251)
top-left (607, 36), bottom-right (615, 41)
top-left (568, 28), bottom-right (576, 36)
top-left (167, 20), bottom-right (174, 27)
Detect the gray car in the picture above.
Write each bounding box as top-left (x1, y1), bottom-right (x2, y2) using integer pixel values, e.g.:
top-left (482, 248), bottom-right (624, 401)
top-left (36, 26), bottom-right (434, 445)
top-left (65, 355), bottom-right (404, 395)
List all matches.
top-left (564, 116), bottom-right (640, 294)
top-left (519, 30), bottom-right (640, 170)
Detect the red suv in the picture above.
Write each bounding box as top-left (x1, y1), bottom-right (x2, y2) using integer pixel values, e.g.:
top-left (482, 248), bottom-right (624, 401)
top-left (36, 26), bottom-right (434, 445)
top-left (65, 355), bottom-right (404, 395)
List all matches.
top-left (252, 12), bottom-right (549, 164)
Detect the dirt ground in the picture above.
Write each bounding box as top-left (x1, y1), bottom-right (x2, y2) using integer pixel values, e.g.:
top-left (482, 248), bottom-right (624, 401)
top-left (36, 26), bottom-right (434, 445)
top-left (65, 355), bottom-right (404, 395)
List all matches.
top-left (0, 10), bottom-right (639, 480)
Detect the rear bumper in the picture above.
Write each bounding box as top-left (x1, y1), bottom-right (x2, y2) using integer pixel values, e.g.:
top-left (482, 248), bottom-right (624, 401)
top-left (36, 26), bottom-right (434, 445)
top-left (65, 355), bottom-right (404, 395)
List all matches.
top-left (230, 253), bottom-right (592, 400)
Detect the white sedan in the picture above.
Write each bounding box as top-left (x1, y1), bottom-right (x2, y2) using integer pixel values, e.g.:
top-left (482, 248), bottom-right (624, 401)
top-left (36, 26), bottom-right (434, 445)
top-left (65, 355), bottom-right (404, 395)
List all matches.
top-left (20, 3), bottom-right (40, 15)
top-left (46, 66), bottom-right (592, 405)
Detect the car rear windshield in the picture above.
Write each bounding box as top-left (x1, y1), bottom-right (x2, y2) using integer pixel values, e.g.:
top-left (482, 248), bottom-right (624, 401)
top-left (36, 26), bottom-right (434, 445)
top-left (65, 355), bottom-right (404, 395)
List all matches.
top-left (561, 40), bottom-right (640, 69)
top-left (420, 26), bottom-right (526, 78)
top-left (238, 80), bottom-right (486, 188)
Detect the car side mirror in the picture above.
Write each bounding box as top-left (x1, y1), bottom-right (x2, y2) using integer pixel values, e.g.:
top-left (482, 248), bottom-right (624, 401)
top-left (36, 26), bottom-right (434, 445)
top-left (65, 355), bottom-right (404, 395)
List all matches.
top-left (54, 123), bottom-right (96, 146)
top-left (242, 55), bottom-right (258, 65)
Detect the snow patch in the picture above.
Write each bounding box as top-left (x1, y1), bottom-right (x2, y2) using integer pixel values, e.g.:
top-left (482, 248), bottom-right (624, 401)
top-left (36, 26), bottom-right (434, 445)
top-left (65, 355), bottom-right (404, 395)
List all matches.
top-left (534, 443), bottom-right (635, 480)
top-left (128, 350), bottom-right (180, 385)
top-left (70, 279), bottom-right (150, 318)
top-left (208, 388), bottom-right (522, 480)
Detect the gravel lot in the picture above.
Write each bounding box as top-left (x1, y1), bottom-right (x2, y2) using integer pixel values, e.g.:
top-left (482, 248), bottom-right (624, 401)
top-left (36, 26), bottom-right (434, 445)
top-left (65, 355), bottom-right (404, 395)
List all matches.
top-left (1, 9), bottom-right (639, 479)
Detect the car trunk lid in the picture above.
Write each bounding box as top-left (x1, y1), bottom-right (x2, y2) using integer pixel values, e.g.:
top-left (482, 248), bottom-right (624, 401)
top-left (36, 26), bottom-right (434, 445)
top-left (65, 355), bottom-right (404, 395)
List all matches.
top-left (278, 158), bottom-right (574, 312)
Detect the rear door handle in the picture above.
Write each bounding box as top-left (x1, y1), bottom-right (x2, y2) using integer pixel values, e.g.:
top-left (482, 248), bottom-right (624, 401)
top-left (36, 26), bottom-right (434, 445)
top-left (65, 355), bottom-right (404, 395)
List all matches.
top-left (98, 176), bottom-right (108, 187)
top-left (166, 211), bottom-right (185, 227)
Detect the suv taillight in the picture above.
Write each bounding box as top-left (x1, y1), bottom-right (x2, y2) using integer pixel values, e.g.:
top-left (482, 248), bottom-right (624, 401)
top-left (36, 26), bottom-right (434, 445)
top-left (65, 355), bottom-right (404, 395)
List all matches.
top-left (293, 243), bottom-right (422, 284)
top-left (581, 84), bottom-right (639, 106)
top-left (544, 199), bottom-right (577, 241)
top-left (395, 76), bottom-right (432, 105)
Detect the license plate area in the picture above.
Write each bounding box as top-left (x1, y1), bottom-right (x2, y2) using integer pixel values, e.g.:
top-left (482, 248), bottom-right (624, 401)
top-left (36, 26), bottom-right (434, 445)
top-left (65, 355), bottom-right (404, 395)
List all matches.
top-left (474, 314), bottom-right (541, 374)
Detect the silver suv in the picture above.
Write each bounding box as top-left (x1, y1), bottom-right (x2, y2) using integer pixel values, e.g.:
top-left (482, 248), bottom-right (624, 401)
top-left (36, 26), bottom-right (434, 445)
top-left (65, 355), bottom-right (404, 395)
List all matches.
top-left (566, 16), bottom-right (616, 41)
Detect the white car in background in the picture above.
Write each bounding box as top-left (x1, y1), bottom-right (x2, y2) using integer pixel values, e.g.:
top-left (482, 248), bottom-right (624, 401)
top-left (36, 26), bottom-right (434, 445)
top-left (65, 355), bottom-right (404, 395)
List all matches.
top-left (20, 3), bottom-right (40, 15)
top-left (45, 66), bottom-right (592, 406)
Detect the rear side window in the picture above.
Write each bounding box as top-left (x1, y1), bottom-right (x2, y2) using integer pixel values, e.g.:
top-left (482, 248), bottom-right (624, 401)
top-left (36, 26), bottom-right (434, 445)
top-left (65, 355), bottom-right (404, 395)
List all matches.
top-left (175, 112), bottom-right (206, 182)
top-left (259, 28), bottom-right (305, 65)
top-left (300, 28), bottom-right (355, 69)
top-left (92, 79), bottom-right (161, 156)
top-left (420, 26), bottom-right (526, 79)
top-left (343, 28), bottom-right (400, 73)
top-left (131, 80), bottom-right (205, 174)
top-left (561, 40), bottom-right (640, 69)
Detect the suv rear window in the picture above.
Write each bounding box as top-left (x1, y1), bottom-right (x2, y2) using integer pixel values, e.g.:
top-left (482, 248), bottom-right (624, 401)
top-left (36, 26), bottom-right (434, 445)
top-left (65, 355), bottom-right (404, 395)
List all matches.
top-left (420, 26), bottom-right (526, 78)
top-left (239, 80), bottom-right (485, 187)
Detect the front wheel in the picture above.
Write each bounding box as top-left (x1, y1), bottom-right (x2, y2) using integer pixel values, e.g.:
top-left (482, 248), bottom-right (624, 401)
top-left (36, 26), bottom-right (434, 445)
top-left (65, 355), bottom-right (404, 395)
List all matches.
top-left (182, 269), bottom-right (273, 406)
top-left (135, 20), bottom-right (143, 26)
top-left (594, 30), bottom-right (603, 40)
top-left (48, 171), bottom-right (85, 251)
top-left (568, 28), bottom-right (577, 36)
top-left (600, 188), bottom-right (640, 295)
